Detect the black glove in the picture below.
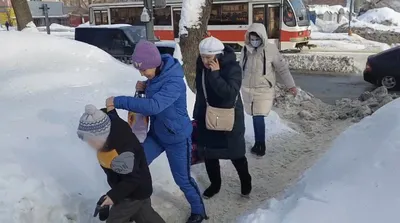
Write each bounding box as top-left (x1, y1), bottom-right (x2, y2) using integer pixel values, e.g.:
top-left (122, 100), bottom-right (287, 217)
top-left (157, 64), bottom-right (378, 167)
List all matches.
top-left (93, 195), bottom-right (110, 221)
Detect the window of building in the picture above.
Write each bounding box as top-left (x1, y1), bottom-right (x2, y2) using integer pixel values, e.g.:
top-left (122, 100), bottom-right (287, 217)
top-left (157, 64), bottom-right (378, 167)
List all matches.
top-left (154, 6), bottom-right (172, 26)
top-left (209, 3), bottom-right (248, 25)
top-left (110, 7), bottom-right (143, 25)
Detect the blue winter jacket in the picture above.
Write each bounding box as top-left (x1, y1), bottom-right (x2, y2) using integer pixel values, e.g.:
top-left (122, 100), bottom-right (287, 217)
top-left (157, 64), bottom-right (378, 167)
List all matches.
top-left (114, 54), bottom-right (192, 145)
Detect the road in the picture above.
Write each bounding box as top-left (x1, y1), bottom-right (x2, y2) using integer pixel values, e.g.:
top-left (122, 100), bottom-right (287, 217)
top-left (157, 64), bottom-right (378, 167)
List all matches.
top-left (292, 72), bottom-right (376, 104)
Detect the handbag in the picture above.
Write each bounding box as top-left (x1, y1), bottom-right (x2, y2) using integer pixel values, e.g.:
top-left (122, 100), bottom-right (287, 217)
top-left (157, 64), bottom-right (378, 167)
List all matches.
top-left (201, 70), bottom-right (237, 131)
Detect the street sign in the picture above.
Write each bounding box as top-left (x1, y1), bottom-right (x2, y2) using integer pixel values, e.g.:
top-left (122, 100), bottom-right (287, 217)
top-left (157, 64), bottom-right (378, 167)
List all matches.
top-left (154, 0), bottom-right (166, 9)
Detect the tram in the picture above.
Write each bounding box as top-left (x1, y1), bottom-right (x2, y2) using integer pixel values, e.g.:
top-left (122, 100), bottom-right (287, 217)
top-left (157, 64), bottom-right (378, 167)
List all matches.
top-left (89, 0), bottom-right (312, 50)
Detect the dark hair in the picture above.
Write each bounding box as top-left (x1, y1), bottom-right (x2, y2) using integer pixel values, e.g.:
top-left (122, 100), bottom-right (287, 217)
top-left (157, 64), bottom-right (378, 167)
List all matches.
top-left (155, 61), bottom-right (163, 76)
top-left (249, 32), bottom-right (260, 38)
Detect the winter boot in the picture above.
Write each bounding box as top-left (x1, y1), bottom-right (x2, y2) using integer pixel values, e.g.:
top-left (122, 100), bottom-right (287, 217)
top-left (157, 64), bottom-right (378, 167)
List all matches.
top-left (232, 157), bottom-right (252, 198)
top-left (202, 184), bottom-right (221, 199)
top-left (186, 213), bottom-right (205, 223)
top-left (251, 142), bottom-right (266, 157)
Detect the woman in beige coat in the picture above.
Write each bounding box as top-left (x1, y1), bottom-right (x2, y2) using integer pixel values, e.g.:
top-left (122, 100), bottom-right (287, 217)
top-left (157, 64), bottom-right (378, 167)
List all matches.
top-left (240, 23), bottom-right (297, 157)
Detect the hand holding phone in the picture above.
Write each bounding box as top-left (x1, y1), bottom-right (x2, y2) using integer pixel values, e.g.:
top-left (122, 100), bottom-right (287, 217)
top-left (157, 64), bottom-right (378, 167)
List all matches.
top-left (209, 56), bottom-right (220, 71)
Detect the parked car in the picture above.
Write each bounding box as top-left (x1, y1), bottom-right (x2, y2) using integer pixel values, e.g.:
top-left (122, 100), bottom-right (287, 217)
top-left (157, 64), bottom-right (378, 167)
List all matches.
top-left (363, 46), bottom-right (400, 90)
top-left (74, 24), bottom-right (179, 64)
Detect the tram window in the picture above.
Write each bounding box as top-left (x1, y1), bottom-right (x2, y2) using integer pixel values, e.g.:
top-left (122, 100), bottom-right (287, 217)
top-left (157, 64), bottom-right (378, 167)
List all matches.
top-left (154, 6), bottom-right (172, 26)
top-left (209, 4), bottom-right (222, 25)
top-left (94, 11), bottom-right (108, 25)
top-left (209, 3), bottom-right (248, 25)
top-left (253, 6), bottom-right (264, 23)
top-left (110, 8), bottom-right (143, 25)
top-left (283, 0), bottom-right (296, 27)
top-left (289, 0), bottom-right (310, 26)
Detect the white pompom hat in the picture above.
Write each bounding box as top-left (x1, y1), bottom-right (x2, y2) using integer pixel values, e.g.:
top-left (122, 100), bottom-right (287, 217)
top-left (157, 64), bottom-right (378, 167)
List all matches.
top-left (199, 36), bottom-right (225, 55)
top-left (77, 104), bottom-right (111, 141)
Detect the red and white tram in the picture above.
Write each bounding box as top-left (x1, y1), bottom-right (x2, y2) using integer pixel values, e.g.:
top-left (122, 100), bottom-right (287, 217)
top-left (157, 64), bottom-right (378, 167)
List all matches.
top-left (89, 0), bottom-right (311, 50)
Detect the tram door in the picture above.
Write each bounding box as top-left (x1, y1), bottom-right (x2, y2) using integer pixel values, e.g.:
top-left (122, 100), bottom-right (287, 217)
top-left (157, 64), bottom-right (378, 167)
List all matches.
top-left (172, 8), bottom-right (181, 40)
top-left (252, 4), bottom-right (280, 47)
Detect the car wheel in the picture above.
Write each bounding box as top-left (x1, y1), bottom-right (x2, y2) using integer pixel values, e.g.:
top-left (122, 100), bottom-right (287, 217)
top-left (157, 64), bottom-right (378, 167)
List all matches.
top-left (380, 75), bottom-right (397, 90)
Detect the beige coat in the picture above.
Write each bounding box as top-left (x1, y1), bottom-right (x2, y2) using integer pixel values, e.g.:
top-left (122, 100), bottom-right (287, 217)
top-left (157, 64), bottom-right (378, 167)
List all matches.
top-left (240, 23), bottom-right (295, 116)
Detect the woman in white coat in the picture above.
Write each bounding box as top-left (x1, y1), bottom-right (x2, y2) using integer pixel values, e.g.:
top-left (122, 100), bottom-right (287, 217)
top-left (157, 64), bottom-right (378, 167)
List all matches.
top-left (240, 23), bottom-right (297, 157)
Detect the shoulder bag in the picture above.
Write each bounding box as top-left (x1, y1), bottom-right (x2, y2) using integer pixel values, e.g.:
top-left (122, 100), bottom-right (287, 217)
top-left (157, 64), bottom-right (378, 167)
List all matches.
top-left (202, 70), bottom-right (237, 131)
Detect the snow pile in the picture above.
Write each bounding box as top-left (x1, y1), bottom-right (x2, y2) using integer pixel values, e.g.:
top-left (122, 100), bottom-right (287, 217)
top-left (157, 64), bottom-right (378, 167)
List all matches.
top-left (22, 21), bottom-right (39, 33)
top-left (37, 23), bottom-right (75, 32)
top-left (239, 96), bottom-right (400, 223)
top-left (312, 18), bottom-right (347, 33)
top-left (358, 7), bottom-right (400, 26)
top-left (308, 5), bottom-right (349, 15)
top-left (0, 31), bottom-right (184, 223)
top-left (274, 85), bottom-right (398, 137)
top-left (282, 54), bottom-right (354, 73)
top-left (179, 0), bottom-right (205, 36)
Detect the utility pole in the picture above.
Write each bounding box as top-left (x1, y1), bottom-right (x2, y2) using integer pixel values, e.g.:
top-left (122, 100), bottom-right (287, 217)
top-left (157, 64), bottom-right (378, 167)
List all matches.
top-left (39, 3), bottom-right (50, 35)
top-left (348, 0), bottom-right (354, 36)
top-left (143, 0), bottom-right (155, 41)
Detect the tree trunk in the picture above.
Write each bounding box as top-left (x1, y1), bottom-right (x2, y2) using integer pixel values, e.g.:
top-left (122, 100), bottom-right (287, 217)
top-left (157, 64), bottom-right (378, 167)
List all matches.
top-left (179, 0), bottom-right (213, 93)
top-left (11, 0), bottom-right (33, 31)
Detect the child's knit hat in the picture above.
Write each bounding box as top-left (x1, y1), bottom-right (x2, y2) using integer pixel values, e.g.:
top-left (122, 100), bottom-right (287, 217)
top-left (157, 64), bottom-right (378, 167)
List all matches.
top-left (77, 104), bottom-right (111, 141)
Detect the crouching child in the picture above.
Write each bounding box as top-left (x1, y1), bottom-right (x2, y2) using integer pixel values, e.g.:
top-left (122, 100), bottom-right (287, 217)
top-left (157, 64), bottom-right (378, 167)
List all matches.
top-left (77, 104), bottom-right (165, 223)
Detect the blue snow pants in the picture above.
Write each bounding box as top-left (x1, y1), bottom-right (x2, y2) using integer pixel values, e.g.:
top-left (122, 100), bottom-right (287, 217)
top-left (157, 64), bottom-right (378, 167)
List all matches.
top-left (143, 135), bottom-right (206, 216)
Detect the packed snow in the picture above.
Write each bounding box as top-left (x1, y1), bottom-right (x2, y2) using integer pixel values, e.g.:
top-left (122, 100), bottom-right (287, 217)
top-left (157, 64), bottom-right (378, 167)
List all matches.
top-left (179, 0), bottom-right (206, 36)
top-left (239, 97), bottom-right (400, 223)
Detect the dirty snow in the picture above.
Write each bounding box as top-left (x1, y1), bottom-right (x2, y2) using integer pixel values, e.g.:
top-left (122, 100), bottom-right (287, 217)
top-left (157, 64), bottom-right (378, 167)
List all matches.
top-left (179, 0), bottom-right (206, 36)
top-left (239, 93), bottom-right (400, 223)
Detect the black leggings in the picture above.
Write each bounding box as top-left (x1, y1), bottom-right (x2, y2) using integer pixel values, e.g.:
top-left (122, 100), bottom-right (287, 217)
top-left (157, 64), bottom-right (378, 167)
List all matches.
top-left (204, 156), bottom-right (251, 190)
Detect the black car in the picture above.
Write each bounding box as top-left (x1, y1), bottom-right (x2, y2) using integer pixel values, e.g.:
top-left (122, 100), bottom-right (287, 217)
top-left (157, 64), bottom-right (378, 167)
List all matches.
top-left (363, 46), bottom-right (400, 90)
top-left (75, 24), bottom-right (176, 64)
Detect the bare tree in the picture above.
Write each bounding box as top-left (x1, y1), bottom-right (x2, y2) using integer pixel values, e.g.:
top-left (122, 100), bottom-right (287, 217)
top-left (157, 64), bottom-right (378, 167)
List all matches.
top-left (11, 0), bottom-right (33, 30)
top-left (179, 0), bottom-right (213, 93)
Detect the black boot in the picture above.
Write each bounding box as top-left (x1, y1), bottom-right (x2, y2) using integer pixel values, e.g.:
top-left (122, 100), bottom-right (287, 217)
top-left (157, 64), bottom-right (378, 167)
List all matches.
top-left (187, 213), bottom-right (204, 223)
top-left (232, 157), bottom-right (252, 197)
top-left (251, 142), bottom-right (266, 157)
top-left (203, 184), bottom-right (220, 199)
top-left (203, 159), bottom-right (221, 199)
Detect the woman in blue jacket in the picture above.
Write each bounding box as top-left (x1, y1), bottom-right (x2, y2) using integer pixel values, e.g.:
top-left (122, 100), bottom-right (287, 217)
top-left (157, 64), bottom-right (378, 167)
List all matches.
top-left (106, 40), bottom-right (206, 223)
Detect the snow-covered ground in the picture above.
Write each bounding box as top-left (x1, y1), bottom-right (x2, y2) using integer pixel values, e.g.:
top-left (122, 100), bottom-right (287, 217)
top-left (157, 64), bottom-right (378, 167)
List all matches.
top-left (0, 32), bottom-right (300, 223)
top-left (239, 97), bottom-right (400, 223)
top-left (309, 32), bottom-right (390, 52)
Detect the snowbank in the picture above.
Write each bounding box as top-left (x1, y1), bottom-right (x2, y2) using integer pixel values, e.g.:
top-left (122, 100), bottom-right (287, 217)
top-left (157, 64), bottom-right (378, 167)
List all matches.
top-left (283, 54), bottom-right (354, 73)
top-left (239, 97), bottom-right (400, 223)
top-left (0, 32), bottom-right (292, 223)
top-left (37, 23), bottom-right (75, 32)
top-left (179, 0), bottom-right (206, 36)
top-left (0, 32), bottom-right (177, 223)
top-left (359, 7), bottom-right (400, 26)
top-left (308, 5), bottom-right (349, 15)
